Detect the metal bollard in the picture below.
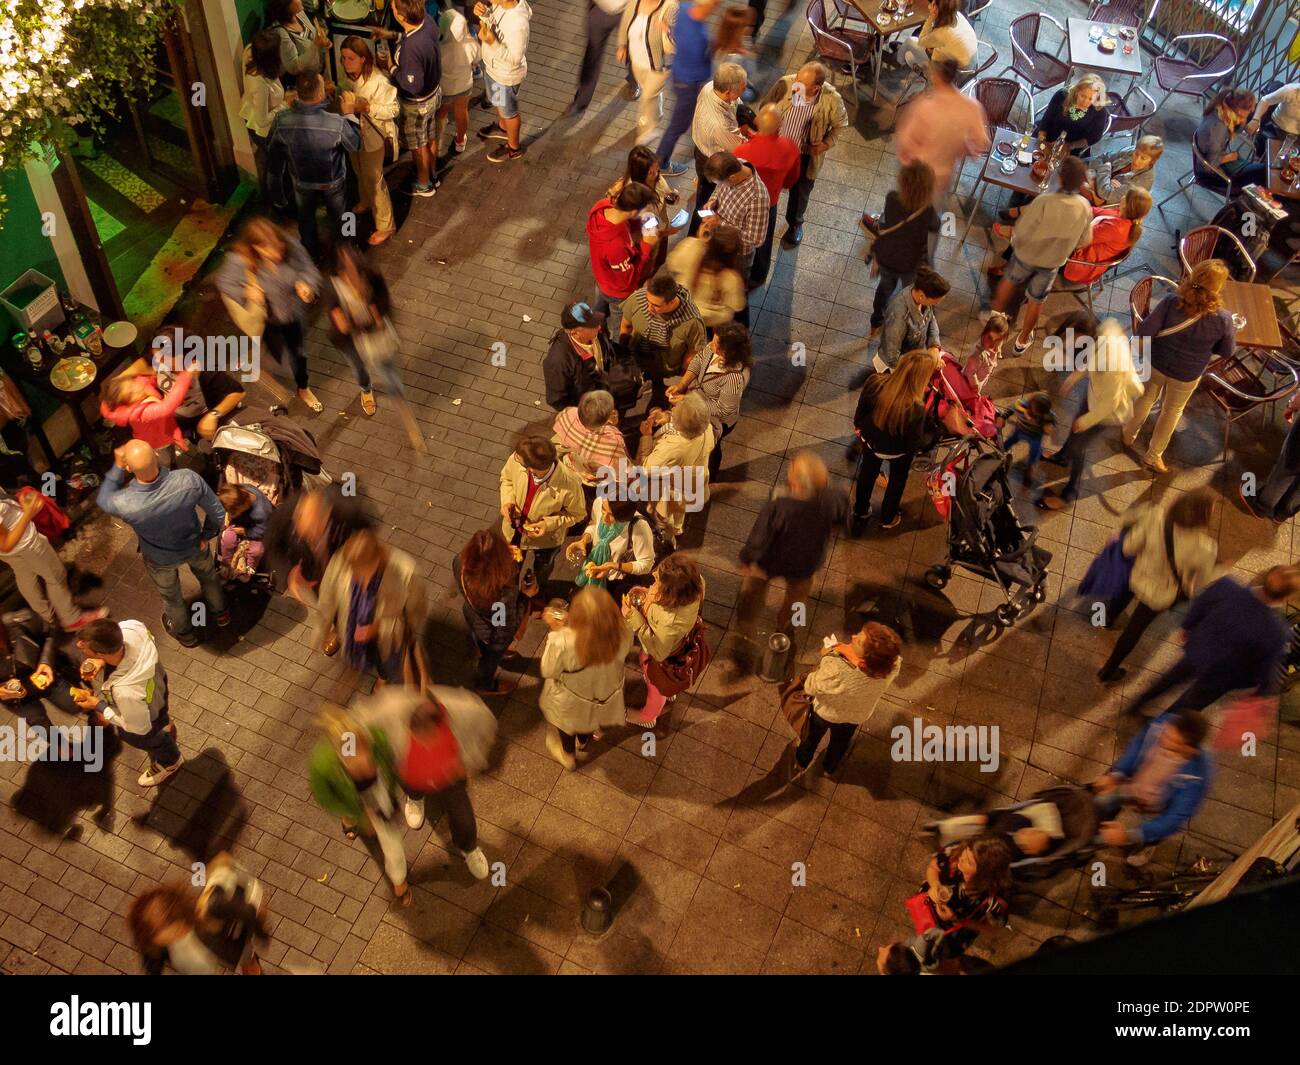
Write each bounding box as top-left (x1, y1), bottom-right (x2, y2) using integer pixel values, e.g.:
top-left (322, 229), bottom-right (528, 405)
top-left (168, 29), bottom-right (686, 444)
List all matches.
top-left (580, 887), bottom-right (613, 936)
top-left (758, 632), bottom-right (791, 683)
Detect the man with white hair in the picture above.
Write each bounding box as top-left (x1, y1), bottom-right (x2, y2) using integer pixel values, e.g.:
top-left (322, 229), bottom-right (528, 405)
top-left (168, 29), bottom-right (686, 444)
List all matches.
top-left (690, 62), bottom-right (750, 232)
top-left (733, 450), bottom-right (847, 653)
top-left (552, 389), bottom-right (631, 500)
top-left (761, 61), bottom-right (849, 248)
top-left (96, 439), bottom-right (228, 647)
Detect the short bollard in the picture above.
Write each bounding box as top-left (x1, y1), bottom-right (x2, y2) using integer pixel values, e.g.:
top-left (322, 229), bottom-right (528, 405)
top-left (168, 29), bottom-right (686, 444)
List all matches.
top-left (758, 632), bottom-right (791, 683)
top-left (581, 887), bottom-right (613, 936)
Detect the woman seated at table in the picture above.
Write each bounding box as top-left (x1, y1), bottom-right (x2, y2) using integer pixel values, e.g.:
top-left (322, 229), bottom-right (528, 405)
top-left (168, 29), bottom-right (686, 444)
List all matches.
top-left (1061, 187), bottom-right (1151, 285)
top-left (1195, 88), bottom-right (1267, 194)
top-left (1246, 81), bottom-right (1300, 158)
top-left (1084, 134), bottom-right (1164, 207)
top-left (896, 0), bottom-right (977, 73)
top-left (1003, 75), bottom-right (1109, 218)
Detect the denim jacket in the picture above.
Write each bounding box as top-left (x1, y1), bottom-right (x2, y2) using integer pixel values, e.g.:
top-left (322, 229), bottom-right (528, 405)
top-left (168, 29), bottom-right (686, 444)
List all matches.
top-left (268, 100), bottom-right (361, 191)
top-left (879, 286), bottom-right (939, 370)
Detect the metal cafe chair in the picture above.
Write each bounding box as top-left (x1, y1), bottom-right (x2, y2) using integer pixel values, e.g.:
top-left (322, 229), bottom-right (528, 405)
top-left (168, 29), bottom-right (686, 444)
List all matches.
top-left (1151, 32), bottom-right (1237, 112)
top-left (1128, 273), bottom-right (1179, 330)
top-left (1179, 224), bottom-right (1256, 281)
top-left (1000, 13), bottom-right (1069, 103)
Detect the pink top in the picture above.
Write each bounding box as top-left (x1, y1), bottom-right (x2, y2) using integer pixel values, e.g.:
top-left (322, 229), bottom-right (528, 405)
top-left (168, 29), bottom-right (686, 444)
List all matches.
top-left (894, 86), bottom-right (989, 197)
top-left (100, 371), bottom-right (194, 450)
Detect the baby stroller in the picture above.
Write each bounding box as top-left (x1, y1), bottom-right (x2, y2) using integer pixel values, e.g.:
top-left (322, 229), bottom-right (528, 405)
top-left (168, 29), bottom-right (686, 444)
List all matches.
top-left (926, 785), bottom-right (1101, 881)
top-left (923, 435), bottom-right (1051, 626)
top-left (211, 407), bottom-right (331, 581)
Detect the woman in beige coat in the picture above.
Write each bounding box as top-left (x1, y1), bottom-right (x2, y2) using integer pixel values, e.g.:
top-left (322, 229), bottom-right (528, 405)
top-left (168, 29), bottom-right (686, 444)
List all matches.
top-left (340, 37), bottom-right (399, 245)
top-left (638, 392), bottom-right (714, 547)
top-left (624, 552), bottom-right (705, 727)
top-left (317, 528), bottom-right (428, 687)
top-left (1097, 488), bottom-right (1218, 683)
top-left (540, 586), bottom-right (633, 769)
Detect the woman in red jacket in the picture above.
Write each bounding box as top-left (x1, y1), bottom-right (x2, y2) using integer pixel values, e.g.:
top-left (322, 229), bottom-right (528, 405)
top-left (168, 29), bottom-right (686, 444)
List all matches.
top-left (100, 365), bottom-right (195, 459)
top-left (586, 181), bottom-right (661, 323)
top-left (1062, 187), bottom-right (1151, 285)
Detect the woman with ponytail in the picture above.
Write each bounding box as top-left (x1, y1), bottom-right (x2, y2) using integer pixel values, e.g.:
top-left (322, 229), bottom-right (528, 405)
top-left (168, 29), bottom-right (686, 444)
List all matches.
top-left (1062, 186), bottom-right (1152, 285)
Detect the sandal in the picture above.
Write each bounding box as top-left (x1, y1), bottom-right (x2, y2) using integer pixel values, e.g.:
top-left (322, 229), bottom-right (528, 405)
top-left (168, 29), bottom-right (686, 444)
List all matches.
top-left (297, 388), bottom-right (324, 413)
top-left (394, 884), bottom-right (413, 908)
top-left (342, 820), bottom-right (358, 840)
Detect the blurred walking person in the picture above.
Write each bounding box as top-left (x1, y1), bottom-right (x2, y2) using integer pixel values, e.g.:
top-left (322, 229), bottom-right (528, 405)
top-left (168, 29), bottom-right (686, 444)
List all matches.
top-left (571, 0), bottom-right (636, 115)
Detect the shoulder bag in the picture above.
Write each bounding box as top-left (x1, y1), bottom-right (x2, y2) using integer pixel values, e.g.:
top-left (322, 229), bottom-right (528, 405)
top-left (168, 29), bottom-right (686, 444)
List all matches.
top-left (864, 205), bottom-right (930, 275)
top-left (645, 616), bottom-right (711, 696)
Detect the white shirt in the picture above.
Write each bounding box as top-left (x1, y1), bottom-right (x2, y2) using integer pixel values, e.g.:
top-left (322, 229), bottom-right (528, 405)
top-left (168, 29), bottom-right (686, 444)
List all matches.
top-left (629, 13), bottom-right (653, 70)
top-left (0, 496), bottom-right (39, 558)
top-left (1261, 83), bottom-right (1300, 136)
top-left (238, 46), bottom-right (286, 138)
top-left (594, 0), bottom-right (631, 12)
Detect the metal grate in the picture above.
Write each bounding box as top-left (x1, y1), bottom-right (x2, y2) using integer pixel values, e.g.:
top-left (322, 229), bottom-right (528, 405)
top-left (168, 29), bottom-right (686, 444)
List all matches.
top-left (1142, 0), bottom-right (1259, 81)
top-left (1232, 0), bottom-right (1300, 93)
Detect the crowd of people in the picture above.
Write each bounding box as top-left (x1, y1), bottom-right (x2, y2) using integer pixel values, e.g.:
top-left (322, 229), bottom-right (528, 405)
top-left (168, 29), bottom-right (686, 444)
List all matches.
top-left (2, 0), bottom-right (1297, 977)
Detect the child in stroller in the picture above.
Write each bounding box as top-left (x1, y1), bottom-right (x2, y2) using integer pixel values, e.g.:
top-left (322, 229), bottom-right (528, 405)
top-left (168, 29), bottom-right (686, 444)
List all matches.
top-left (218, 484), bottom-right (272, 581)
top-left (925, 785), bottom-right (1100, 875)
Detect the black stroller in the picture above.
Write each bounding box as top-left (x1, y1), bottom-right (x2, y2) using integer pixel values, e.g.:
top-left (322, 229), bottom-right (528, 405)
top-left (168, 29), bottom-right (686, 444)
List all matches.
top-left (922, 435), bottom-right (1051, 626)
top-left (925, 786), bottom-right (1101, 880)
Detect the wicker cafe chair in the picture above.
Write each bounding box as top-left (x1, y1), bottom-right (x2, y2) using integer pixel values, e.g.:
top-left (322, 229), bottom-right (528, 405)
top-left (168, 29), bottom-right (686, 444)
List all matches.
top-left (1128, 273), bottom-right (1178, 330)
top-left (1202, 350), bottom-right (1300, 457)
top-left (968, 76), bottom-right (1034, 135)
top-left (1152, 33), bottom-right (1237, 112)
top-left (1086, 0), bottom-right (1151, 30)
top-left (808, 0), bottom-right (876, 107)
top-left (1179, 225), bottom-right (1256, 281)
top-left (1000, 13), bottom-right (1069, 100)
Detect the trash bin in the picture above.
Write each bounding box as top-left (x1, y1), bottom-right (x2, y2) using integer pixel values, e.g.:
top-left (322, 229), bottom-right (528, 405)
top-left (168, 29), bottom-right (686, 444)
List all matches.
top-left (758, 632), bottom-right (791, 683)
top-left (580, 887), bottom-right (613, 936)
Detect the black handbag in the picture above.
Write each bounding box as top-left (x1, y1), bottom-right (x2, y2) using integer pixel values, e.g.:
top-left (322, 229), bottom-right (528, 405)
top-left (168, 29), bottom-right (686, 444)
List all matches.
top-left (602, 336), bottom-right (645, 412)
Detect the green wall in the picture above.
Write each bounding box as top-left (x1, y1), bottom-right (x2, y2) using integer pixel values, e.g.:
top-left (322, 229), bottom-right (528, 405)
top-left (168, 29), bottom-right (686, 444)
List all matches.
top-left (0, 167), bottom-right (63, 338)
top-left (236, 0), bottom-right (265, 42)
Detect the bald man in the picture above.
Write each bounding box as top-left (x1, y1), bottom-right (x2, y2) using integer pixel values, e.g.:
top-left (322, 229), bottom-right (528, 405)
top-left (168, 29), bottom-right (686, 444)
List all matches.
top-left (733, 451), bottom-right (848, 659)
top-left (97, 438), bottom-right (228, 647)
top-left (735, 102), bottom-right (802, 288)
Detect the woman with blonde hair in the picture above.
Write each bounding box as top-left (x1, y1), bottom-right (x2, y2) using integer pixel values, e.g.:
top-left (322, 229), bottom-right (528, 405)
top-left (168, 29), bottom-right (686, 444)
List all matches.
top-left (1124, 259), bottom-right (1236, 473)
top-left (850, 349), bottom-right (941, 534)
top-left (1063, 186), bottom-right (1152, 285)
top-left (539, 585), bottom-right (633, 769)
top-left (665, 222), bottom-right (749, 327)
top-left (317, 528), bottom-right (429, 686)
top-left (1002, 74), bottom-right (1110, 218)
top-left (639, 391), bottom-right (716, 546)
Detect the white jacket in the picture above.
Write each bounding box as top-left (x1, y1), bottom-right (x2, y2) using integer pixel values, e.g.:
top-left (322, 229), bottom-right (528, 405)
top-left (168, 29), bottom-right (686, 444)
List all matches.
top-left (539, 625), bottom-right (633, 735)
top-left (439, 9), bottom-right (479, 97)
top-left (1121, 502), bottom-right (1217, 611)
top-left (100, 620), bottom-right (164, 736)
top-left (481, 1), bottom-right (531, 87)
top-left (348, 69), bottom-right (399, 154)
top-left (804, 653), bottom-right (900, 725)
top-left (579, 497), bottom-right (655, 580)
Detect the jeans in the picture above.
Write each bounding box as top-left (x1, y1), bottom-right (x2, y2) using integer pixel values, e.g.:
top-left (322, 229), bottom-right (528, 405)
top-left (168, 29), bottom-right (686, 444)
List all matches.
top-left (1002, 427), bottom-right (1044, 467)
top-left (294, 181), bottom-right (347, 261)
top-left (592, 286), bottom-right (625, 334)
top-left (657, 79), bottom-right (708, 166)
top-left (786, 154), bottom-right (814, 228)
top-left (119, 700), bottom-right (180, 769)
top-left (263, 319), bottom-right (310, 390)
top-left (870, 267), bottom-right (914, 328)
top-left (141, 544), bottom-right (225, 637)
top-left (574, 1), bottom-right (635, 110)
top-left (750, 204), bottom-right (780, 287)
top-left (411, 778), bottom-right (478, 853)
top-left (1129, 657), bottom-right (1241, 716)
top-left (796, 709), bottom-right (857, 771)
top-left (1257, 421), bottom-right (1300, 519)
top-left (473, 636), bottom-right (505, 688)
top-left (1100, 600), bottom-right (1163, 677)
top-left (855, 449), bottom-right (912, 523)
top-left (708, 421), bottom-right (735, 481)
top-left (344, 342), bottom-right (405, 397)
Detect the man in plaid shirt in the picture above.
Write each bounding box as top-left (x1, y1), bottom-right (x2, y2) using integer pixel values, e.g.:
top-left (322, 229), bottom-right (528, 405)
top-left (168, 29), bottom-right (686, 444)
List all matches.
top-left (703, 151), bottom-right (770, 284)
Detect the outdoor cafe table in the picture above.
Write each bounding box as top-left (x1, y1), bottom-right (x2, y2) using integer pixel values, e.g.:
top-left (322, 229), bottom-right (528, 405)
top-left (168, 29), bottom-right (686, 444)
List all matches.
top-left (1265, 139), bottom-right (1300, 202)
top-left (1065, 18), bottom-right (1143, 83)
top-left (847, 0), bottom-right (927, 97)
top-left (1222, 279), bottom-right (1283, 351)
top-left (961, 127), bottom-right (1048, 244)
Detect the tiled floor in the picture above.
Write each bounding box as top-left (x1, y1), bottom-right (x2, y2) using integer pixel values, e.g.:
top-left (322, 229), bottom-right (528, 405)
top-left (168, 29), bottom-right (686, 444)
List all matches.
top-left (2, 0), bottom-right (1299, 976)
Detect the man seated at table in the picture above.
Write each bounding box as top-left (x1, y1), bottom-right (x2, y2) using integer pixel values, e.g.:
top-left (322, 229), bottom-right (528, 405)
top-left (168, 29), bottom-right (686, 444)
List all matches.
top-left (990, 156), bottom-right (1094, 356)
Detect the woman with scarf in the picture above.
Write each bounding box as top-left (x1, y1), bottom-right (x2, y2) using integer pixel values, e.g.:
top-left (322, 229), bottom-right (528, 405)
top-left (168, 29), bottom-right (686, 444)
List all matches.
top-left (567, 496), bottom-right (655, 590)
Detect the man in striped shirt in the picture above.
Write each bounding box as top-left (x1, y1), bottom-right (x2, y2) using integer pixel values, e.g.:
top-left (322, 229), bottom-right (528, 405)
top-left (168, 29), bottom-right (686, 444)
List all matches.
top-left (689, 62), bottom-right (749, 233)
top-left (703, 152), bottom-right (770, 286)
top-left (761, 62), bottom-right (850, 249)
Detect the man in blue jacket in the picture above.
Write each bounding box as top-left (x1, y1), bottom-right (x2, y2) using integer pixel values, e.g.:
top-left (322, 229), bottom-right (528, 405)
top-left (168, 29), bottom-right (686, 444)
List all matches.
top-left (1091, 708), bottom-right (1211, 867)
top-left (267, 71), bottom-right (362, 258)
top-left (97, 440), bottom-right (228, 648)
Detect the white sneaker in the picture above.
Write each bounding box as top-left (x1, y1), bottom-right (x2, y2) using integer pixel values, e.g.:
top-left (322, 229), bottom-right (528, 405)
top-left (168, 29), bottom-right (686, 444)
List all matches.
top-left (404, 796), bottom-right (426, 830)
top-left (461, 847), bottom-right (490, 880)
top-left (139, 755), bottom-right (183, 787)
